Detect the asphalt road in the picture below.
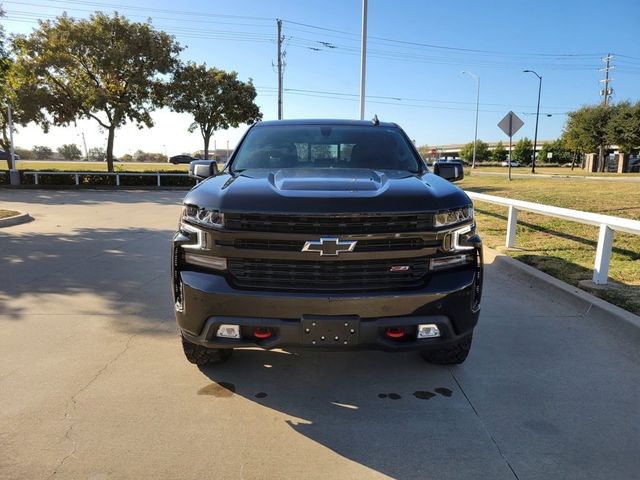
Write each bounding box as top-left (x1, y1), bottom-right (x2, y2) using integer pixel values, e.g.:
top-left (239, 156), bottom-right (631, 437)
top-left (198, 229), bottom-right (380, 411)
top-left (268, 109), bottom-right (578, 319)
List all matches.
top-left (1, 190), bottom-right (639, 480)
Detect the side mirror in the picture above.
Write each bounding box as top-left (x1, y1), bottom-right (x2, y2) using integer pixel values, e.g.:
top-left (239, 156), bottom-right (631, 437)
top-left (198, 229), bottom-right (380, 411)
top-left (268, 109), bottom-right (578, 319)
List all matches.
top-left (189, 160), bottom-right (218, 180)
top-left (433, 160), bottom-right (464, 182)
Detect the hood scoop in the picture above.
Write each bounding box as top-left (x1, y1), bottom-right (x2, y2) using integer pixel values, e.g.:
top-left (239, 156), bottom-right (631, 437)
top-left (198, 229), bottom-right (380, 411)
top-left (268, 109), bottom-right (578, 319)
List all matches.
top-left (268, 168), bottom-right (387, 192)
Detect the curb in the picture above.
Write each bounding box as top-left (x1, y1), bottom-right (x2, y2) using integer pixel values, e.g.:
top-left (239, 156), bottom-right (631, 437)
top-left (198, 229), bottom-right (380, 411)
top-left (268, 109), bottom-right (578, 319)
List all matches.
top-left (485, 247), bottom-right (640, 330)
top-left (0, 212), bottom-right (33, 228)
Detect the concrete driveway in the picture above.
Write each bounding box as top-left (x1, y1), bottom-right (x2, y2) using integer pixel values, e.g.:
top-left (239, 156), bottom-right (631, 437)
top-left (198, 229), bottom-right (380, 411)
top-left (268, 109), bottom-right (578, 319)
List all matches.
top-left (1, 190), bottom-right (639, 480)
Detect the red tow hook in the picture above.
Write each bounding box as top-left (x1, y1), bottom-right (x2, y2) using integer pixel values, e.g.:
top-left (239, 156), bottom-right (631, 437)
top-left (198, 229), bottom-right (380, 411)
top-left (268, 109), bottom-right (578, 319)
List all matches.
top-left (254, 327), bottom-right (272, 339)
top-left (385, 327), bottom-right (405, 339)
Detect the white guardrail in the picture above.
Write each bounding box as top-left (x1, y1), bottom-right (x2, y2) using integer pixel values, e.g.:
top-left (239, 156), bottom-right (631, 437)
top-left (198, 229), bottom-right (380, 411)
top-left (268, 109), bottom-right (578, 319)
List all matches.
top-left (466, 191), bottom-right (640, 285)
top-left (23, 171), bottom-right (192, 187)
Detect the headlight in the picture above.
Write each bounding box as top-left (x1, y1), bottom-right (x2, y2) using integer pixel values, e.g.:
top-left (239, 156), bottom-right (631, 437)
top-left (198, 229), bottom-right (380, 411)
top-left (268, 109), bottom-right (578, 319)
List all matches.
top-left (182, 204), bottom-right (224, 229)
top-left (434, 206), bottom-right (473, 227)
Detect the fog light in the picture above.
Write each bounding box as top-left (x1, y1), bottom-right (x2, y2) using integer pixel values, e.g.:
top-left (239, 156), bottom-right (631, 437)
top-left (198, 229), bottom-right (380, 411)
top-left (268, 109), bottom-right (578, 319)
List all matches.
top-left (216, 324), bottom-right (240, 339)
top-left (430, 254), bottom-right (473, 271)
top-left (184, 252), bottom-right (227, 270)
top-left (417, 324), bottom-right (440, 338)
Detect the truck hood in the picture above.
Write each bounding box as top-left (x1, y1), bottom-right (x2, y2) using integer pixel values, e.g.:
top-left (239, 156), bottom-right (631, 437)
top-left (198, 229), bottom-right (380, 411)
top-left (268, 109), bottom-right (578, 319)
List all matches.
top-left (183, 168), bottom-right (470, 214)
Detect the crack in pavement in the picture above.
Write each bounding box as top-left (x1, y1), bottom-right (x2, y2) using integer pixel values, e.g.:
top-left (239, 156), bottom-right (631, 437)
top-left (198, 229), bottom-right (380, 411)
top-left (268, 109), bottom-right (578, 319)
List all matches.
top-left (448, 367), bottom-right (521, 480)
top-left (46, 334), bottom-right (136, 480)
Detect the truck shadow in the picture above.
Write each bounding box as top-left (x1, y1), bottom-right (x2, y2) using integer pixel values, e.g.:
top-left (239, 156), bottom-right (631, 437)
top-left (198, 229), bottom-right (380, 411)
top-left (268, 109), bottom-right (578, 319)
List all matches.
top-left (196, 348), bottom-right (491, 480)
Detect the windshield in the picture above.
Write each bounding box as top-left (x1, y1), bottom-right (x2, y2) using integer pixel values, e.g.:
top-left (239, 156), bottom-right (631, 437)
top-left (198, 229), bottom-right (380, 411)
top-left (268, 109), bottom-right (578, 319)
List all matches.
top-left (232, 125), bottom-right (422, 173)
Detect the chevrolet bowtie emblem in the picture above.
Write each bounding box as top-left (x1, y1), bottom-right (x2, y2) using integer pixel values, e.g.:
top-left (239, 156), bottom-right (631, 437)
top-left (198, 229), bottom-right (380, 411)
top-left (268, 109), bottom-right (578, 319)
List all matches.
top-left (302, 237), bottom-right (357, 256)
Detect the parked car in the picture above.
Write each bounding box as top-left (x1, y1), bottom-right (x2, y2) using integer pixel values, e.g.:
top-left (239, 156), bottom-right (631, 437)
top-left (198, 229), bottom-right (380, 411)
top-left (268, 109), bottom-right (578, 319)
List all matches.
top-left (173, 119), bottom-right (483, 367)
top-left (500, 160), bottom-right (520, 167)
top-left (630, 157), bottom-right (640, 173)
top-left (169, 155), bottom-right (197, 164)
top-left (0, 151), bottom-right (21, 161)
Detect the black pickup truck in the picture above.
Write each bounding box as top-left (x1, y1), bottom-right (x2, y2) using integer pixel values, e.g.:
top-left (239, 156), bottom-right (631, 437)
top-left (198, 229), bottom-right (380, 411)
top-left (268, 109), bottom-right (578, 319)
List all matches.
top-left (172, 119), bottom-right (482, 366)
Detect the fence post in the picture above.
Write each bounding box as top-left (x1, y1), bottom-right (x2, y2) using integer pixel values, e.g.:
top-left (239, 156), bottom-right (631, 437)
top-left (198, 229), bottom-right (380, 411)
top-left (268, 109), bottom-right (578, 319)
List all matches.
top-left (34, 172), bottom-right (39, 185)
top-left (157, 173), bottom-right (161, 187)
top-left (115, 173), bottom-right (120, 187)
top-left (506, 206), bottom-right (518, 248)
top-left (593, 224), bottom-right (614, 285)
top-left (75, 173), bottom-right (79, 186)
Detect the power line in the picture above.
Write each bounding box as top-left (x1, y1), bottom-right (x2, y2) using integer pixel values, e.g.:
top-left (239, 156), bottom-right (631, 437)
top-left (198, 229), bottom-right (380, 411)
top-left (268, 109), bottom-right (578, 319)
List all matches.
top-left (255, 86), bottom-right (572, 110)
top-left (283, 19), bottom-right (606, 58)
top-left (21, 0), bottom-right (274, 22)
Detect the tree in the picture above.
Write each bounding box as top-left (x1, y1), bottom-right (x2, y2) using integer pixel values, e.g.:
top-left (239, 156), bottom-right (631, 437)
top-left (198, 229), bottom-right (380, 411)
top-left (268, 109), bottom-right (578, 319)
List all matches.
top-left (133, 150), bottom-right (166, 162)
top-left (538, 139), bottom-right (572, 164)
top-left (512, 137), bottom-right (533, 165)
top-left (0, 9), bottom-right (45, 155)
top-left (58, 143), bottom-right (82, 160)
top-left (32, 145), bottom-right (53, 159)
top-left (11, 13), bottom-right (182, 172)
top-left (491, 141), bottom-right (508, 163)
top-left (168, 63), bottom-right (262, 159)
top-left (606, 101), bottom-right (640, 154)
top-left (459, 140), bottom-right (490, 163)
top-left (87, 147), bottom-right (105, 162)
top-left (562, 104), bottom-right (611, 171)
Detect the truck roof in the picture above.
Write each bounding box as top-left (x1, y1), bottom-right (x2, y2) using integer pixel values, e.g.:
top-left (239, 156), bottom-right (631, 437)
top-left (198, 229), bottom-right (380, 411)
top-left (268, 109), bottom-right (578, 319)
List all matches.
top-left (254, 119), bottom-right (399, 128)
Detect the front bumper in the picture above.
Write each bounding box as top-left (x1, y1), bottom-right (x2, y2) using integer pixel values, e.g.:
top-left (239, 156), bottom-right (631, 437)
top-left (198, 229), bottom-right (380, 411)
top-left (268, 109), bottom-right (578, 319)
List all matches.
top-left (175, 267), bottom-right (480, 351)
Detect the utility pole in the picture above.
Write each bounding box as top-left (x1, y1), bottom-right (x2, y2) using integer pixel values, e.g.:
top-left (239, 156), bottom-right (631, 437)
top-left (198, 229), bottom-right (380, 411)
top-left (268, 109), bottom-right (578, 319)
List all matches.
top-left (461, 71), bottom-right (479, 169)
top-left (7, 105), bottom-right (19, 185)
top-left (81, 132), bottom-right (88, 161)
top-left (600, 53), bottom-right (613, 106)
top-left (359, 0), bottom-right (368, 120)
top-left (276, 19), bottom-right (283, 120)
top-left (598, 53), bottom-right (614, 171)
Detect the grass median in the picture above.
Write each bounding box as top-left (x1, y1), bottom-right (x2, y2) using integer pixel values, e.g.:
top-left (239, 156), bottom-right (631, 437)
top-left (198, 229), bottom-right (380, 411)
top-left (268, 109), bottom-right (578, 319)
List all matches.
top-left (473, 166), bottom-right (639, 177)
top-left (460, 174), bottom-right (640, 314)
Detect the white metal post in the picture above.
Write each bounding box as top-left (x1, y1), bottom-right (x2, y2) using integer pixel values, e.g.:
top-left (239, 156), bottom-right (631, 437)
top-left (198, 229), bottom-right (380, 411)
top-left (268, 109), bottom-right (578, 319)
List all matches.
top-left (75, 174), bottom-right (79, 185)
top-left (593, 224), bottom-right (614, 285)
top-left (157, 173), bottom-right (161, 187)
top-left (359, 0), bottom-right (368, 120)
top-left (506, 206), bottom-right (518, 247)
top-left (116, 173), bottom-right (120, 187)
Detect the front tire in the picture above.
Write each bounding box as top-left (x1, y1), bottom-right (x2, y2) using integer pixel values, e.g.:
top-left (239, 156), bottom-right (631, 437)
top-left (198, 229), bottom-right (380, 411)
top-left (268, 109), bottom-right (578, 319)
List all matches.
top-left (420, 336), bottom-right (472, 365)
top-left (181, 335), bottom-right (232, 365)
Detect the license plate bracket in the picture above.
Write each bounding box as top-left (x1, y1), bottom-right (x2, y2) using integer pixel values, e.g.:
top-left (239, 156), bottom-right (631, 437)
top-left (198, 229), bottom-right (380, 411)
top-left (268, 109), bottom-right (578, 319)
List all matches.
top-left (301, 316), bottom-right (360, 346)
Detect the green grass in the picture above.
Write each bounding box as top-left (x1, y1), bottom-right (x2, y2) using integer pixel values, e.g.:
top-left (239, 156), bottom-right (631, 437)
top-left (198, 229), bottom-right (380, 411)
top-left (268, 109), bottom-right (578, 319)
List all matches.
top-left (460, 175), bottom-right (640, 314)
top-left (1, 160), bottom-right (189, 172)
top-left (472, 166), bottom-right (639, 177)
top-left (0, 209), bottom-right (20, 219)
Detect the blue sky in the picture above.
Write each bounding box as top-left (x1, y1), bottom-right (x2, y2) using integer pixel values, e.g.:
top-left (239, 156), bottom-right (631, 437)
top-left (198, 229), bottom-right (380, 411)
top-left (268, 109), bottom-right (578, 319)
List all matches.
top-left (4, 0), bottom-right (640, 155)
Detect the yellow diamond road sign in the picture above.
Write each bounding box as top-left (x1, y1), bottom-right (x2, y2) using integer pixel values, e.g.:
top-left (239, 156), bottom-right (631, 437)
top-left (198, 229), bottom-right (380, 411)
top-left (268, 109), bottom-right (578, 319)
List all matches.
top-left (498, 111), bottom-right (524, 137)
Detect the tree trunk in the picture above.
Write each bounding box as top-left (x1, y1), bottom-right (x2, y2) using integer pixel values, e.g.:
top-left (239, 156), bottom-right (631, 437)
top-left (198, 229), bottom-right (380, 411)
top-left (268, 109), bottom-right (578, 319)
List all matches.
top-left (106, 125), bottom-right (116, 173)
top-left (203, 135), bottom-right (210, 160)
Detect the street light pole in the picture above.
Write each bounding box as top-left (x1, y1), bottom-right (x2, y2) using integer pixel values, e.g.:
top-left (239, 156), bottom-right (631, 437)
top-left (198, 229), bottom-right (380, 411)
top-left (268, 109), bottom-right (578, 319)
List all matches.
top-left (461, 71), bottom-right (479, 169)
top-left (523, 70), bottom-right (542, 174)
top-left (359, 0), bottom-right (368, 120)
